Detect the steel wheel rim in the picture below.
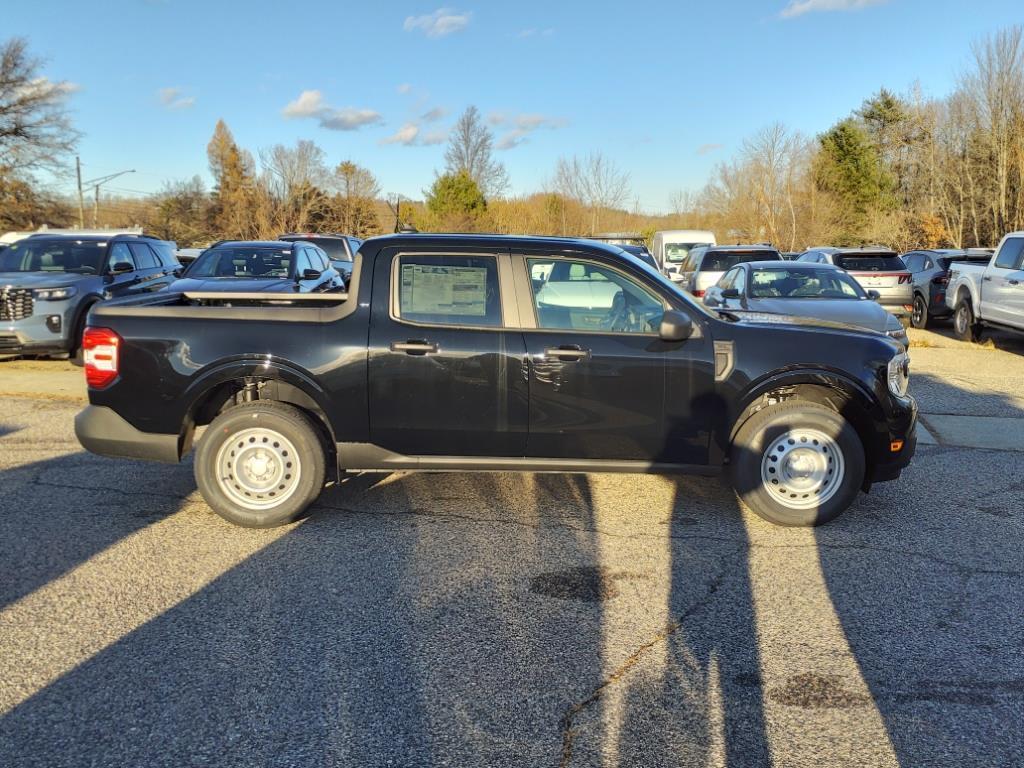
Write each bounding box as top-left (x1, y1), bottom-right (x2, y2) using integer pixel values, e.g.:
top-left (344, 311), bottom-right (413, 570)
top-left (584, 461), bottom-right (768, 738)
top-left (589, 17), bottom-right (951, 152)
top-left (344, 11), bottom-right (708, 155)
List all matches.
top-left (761, 428), bottom-right (845, 510)
top-left (215, 427), bottom-right (301, 510)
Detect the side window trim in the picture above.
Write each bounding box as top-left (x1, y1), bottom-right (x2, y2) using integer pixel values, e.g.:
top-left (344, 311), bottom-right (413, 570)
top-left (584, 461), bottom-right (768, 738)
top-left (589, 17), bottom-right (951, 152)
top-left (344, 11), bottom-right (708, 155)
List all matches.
top-left (994, 237), bottom-right (1024, 270)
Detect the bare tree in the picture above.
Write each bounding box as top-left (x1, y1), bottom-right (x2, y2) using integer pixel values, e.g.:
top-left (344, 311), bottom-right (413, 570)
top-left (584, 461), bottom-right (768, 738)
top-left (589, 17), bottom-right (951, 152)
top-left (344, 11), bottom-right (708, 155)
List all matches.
top-left (444, 106), bottom-right (508, 198)
top-left (960, 25), bottom-right (1024, 236)
top-left (553, 152), bottom-right (631, 234)
top-left (0, 37), bottom-right (79, 174)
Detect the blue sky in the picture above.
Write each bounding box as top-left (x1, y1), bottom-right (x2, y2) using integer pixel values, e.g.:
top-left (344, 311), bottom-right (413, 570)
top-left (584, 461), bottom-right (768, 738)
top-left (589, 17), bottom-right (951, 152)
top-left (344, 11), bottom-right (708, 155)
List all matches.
top-left (8, 0), bottom-right (1024, 212)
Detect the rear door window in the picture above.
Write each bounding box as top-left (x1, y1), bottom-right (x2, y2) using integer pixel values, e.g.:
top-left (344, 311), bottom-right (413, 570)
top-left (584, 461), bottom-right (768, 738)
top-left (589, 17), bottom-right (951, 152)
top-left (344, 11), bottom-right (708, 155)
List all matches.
top-left (395, 255), bottom-right (502, 328)
top-left (701, 250), bottom-right (780, 272)
top-left (833, 254), bottom-right (905, 271)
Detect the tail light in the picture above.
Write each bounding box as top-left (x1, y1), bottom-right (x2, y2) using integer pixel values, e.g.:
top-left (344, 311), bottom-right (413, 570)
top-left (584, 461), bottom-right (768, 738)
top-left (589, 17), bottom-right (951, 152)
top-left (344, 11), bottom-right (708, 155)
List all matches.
top-left (931, 274), bottom-right (949, 286)
top-left (897, 274), bottom-right (912, 284)
top-left (692, 289), bottom-right (705, 298)
top-left (82, 327), bottom-right (121, 389)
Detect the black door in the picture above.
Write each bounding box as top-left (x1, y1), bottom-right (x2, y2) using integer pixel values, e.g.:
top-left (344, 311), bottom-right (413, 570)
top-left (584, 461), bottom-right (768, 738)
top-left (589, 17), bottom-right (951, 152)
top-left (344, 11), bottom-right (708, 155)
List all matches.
top-left (517, 251), bottom-right (713, 463)
top-left (367, 247), bottom-right (528, 457)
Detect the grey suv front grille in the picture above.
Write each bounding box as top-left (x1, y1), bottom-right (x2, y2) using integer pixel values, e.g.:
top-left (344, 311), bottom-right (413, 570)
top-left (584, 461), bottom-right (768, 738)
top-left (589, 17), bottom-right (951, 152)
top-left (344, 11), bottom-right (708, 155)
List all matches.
top-left (0, 288), bottom-right (34, 321)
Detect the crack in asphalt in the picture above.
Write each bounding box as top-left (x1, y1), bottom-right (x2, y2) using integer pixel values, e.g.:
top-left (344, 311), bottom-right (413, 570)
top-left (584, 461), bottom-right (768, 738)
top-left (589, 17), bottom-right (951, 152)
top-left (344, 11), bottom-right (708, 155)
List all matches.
top-left (555, 544), bottom-right (746, 767)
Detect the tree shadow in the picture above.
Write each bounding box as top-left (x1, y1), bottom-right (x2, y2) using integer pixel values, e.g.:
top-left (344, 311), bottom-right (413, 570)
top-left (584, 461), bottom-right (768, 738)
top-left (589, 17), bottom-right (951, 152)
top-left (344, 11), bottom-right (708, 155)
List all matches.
top-left (0, 470), bottom-right (612, 767)
top-left (815, 371), bottom-right (1024, 765)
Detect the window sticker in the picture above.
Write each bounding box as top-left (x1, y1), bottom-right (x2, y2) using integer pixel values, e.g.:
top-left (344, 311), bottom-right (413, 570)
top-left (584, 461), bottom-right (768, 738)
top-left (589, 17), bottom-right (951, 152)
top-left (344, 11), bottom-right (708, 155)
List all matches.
top-left (401, 264), bottom-right (489, 317)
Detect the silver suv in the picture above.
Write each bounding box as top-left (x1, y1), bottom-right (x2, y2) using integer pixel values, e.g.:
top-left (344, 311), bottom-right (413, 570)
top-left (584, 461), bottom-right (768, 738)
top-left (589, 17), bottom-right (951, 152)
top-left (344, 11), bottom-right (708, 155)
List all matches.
top-left (798, 247), bottom-right (913, 319)
top-left (0, 234), bottom-right (179, 358)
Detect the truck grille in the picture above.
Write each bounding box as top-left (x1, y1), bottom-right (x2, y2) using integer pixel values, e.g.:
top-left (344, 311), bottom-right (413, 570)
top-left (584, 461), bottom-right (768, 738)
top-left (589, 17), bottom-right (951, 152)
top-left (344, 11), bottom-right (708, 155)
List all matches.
top-left (0, 288), bottom-right (34, 321)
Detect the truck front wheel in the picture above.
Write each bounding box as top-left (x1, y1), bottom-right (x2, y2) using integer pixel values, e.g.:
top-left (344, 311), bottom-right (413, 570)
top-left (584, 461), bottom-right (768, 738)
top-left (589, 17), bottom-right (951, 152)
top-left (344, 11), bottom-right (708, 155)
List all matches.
top-left (730, 401), bottom-right (865, 527)
top-left (195, 401), bottom-right (326, 528)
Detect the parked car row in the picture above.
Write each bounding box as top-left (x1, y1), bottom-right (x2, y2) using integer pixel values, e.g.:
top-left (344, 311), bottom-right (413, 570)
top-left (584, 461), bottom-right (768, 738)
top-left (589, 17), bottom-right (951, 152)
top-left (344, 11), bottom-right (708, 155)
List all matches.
top-left (0, 232), bottom-right (356, 359)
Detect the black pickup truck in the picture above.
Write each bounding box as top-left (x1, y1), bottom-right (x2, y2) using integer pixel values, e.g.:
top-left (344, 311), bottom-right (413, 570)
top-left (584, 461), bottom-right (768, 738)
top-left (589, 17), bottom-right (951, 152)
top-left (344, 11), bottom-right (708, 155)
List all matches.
top-left (75, 234), bottom-right (917, 528)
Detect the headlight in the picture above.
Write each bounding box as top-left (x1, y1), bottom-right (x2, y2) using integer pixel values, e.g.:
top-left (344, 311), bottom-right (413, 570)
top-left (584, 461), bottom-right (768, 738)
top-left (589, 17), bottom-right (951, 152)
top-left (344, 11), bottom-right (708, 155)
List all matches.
top-left (34, 287), bottom-right (77, 301)
top-left (887, 352), bottom-right (910, 397)
top-left (886, 326), bottom-right (908, 344)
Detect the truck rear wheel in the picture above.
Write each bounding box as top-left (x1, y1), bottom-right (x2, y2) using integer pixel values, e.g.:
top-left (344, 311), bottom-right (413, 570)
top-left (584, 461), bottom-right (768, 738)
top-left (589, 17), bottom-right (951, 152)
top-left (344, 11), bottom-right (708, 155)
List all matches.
top-left (953, 298), bottom-right (981, 342)
top-left (195, 401), bottom-right (326, 528)
top-left (730, 401), bottom-right (865, 527)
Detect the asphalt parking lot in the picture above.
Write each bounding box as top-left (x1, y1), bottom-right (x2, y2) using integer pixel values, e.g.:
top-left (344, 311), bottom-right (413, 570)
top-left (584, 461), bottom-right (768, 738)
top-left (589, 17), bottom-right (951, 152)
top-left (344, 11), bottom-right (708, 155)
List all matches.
top-left (1, 327), bottom-right (1022, 767)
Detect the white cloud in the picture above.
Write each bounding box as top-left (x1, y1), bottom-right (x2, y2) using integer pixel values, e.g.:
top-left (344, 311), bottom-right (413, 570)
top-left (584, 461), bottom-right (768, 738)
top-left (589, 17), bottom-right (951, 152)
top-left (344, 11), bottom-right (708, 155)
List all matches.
top-left (282, 89), bottom-right (325, 117)
top-left (404, 8), bottom-right (471, 37)
top-left (397, 83), bottom-right (413, 94)
top-left (492, 113), bottom-right (567, 150)
top-left (381, 122), bottom-right (421, 146)
top-left (15, 77), bottom-right (80, 101)
top-left (421, 106), bottom-right (447, 122)
top-left (696, 143), bottom-right (724, 155)
top-left (158, 86), bottom-right (195, 110)
top-left (780, 0), bottom-right (888, 18)
top-left (516, 27), bottom-right (555, 38)
top-left (421, 129), bottom-right (449, 146)
top-left (281, 89), bottom-right (383, 130)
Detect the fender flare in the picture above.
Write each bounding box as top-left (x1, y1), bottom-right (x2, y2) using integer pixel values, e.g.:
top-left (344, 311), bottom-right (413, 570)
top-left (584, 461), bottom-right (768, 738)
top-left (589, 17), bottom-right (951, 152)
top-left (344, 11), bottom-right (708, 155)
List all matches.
top-left (181, 357), bottom-right (340, 441)
top-left (725, 366), bottom-right (883, 446)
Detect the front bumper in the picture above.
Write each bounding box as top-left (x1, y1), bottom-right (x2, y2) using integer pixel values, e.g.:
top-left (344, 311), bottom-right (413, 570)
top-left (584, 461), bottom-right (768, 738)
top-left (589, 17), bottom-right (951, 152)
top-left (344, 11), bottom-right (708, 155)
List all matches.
top-left (869, 395), bottom-right (918, 483)
top-left (75, 405), bottom-right (181, 463)
top-left (0, 297), bottom-right (76, 353)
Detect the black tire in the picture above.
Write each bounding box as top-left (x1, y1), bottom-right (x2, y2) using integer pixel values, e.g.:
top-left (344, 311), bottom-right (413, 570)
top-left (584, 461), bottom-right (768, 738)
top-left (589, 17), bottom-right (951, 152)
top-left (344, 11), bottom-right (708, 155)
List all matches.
top-left (910, 294), bottom-right (930, 330)
top-left (68, 308), bottom-right (92, 367)
top-left (953, 297), bottom-right (981, 342)
top-left (194, 401), bottom-right (327, 528)
top-left (730, 401), bottom-right (865, 527)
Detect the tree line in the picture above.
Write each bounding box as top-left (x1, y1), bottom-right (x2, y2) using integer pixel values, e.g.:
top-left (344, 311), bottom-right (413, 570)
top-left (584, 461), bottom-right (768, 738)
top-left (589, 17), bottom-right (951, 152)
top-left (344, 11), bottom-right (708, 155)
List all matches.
top-left (2, 27), bottom-right (1023, 250)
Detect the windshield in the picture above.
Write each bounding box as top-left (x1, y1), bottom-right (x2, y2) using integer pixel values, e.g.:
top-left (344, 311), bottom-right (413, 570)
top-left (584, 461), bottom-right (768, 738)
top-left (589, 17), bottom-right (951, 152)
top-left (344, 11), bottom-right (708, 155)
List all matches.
top-left (0, 239), bottom-right (106, 274)
top-left (833, 254), bottom-right (904, 271)
top-left (750, 267), bottom-right (865, 299)
top-left (664, 242), bottom-right (709, 263)
top-left (702, 250), bottom-right (781, 272)
top-left (938, 253), bottom-right (992, 270)
top-left (187, 247), bottom-right (292, 279)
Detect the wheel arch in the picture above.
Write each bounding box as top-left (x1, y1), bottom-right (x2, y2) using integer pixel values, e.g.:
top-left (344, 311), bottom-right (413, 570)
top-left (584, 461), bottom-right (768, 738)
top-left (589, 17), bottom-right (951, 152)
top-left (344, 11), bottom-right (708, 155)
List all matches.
top-left (725, 369), bottom-right (884, 486)
top-left (179, 359), bottom-right (338, 460)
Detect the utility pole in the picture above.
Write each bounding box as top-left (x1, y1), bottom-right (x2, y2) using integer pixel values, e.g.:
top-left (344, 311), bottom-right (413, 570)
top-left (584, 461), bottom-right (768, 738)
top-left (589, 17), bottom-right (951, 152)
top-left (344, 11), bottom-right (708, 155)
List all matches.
top-left (75, 156), bottom-right (85, 229)
top-left (81, 169), bottom-right (135, 228)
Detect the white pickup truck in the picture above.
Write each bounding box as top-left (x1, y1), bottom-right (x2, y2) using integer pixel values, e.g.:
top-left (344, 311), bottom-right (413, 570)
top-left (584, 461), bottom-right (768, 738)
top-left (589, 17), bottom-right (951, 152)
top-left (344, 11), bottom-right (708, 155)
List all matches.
top-left (946, 232), bottom-right (1024, 341)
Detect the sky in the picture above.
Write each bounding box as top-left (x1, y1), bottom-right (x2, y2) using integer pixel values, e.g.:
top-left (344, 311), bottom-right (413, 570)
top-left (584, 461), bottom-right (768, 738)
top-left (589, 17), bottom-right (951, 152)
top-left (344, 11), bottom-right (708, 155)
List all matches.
top-left (7, 0), bottom-right (1024, 213)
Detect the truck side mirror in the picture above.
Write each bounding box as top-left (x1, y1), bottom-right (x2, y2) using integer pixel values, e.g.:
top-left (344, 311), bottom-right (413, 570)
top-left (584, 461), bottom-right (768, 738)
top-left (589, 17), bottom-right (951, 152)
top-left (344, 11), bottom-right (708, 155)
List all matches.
top-left (721, 288), bottom-right (740, 299)
top-left (659, 310), bottom-right (693, 342)
top-left (109, 261), bottom-right (134, 275)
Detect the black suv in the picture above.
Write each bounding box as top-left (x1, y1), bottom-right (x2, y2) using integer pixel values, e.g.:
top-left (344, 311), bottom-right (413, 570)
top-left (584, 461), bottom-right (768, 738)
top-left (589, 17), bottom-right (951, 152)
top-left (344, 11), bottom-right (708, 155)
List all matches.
top-left (278, 233), bottom-right (362, 285)
top-left (0, 233), bottom-right (179, 358)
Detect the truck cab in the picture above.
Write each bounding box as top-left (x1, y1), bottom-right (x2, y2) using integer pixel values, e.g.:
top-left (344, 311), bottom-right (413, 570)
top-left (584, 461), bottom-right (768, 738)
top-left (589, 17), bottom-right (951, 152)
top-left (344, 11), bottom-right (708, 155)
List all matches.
top-left (946, 232), bottom-right (1024, 341)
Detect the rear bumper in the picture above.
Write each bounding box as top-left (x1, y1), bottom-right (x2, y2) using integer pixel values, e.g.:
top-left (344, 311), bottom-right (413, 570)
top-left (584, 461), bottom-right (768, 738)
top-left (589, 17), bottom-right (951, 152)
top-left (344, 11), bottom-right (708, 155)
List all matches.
top-left (75, 405), bottom-right (180, 463)
top-left (878, 301), bottom-right (913, 318)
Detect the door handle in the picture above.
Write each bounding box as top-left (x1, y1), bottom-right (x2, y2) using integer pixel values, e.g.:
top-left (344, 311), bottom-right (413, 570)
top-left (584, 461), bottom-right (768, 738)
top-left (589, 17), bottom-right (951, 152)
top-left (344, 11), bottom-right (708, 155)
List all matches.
top-left (390, 340), bottom-right (438, 355)
top-left (543, 345), bottom-right (590, 362)
top-left (983, 276), bottom-right (992, 282)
